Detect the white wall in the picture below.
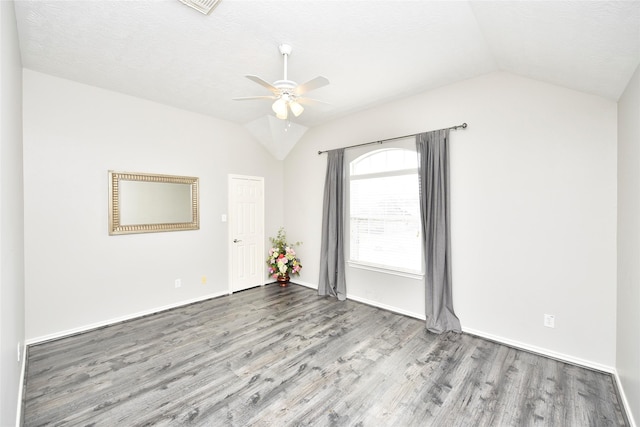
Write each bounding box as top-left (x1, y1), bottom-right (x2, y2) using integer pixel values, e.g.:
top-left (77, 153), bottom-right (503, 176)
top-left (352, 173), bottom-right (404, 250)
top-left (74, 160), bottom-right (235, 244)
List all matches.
top-left (0, 1), bottom-right (25, 425)
top-left (23, 70), bottom-right (284, 341)
top-left (617, 63), bottom-right (640, 426)
top-left (285, 71), bottom-right (618, 369)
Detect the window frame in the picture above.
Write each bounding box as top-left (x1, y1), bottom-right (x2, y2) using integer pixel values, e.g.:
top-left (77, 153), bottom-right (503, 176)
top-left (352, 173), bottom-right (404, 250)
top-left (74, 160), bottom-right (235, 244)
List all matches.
top-left (346, 139), bottom-right (424, 278)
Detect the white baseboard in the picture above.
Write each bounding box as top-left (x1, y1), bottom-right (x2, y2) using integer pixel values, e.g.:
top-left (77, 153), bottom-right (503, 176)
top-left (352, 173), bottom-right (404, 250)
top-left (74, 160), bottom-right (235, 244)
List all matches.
top-left (25, 291), bottom-right (230, 346)
top-left (15, 342), bottom-right (26, 427)
top-left (292, 280), bottom-right (425, 324)
top-left (461, 326), bottom-right (615, 374)
top-left (290, 279), bottom-right (317, 290)
top-left (346, 293), bottom-right (426, 320)
top-left (614, 371), bottom-right (637, 427)
top-left (293, 281), bottom-right (427, 325)
top-left (290, 281), bottom-right (425, 319)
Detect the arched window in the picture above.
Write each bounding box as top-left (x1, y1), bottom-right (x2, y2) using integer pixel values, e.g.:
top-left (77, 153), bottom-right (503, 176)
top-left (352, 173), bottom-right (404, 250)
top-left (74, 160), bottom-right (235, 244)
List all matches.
top-left (349, 147), bottom-right (422, 274)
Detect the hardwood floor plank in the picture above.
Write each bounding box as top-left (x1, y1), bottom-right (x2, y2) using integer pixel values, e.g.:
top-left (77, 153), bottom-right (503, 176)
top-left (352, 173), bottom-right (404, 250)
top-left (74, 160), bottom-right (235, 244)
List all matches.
top-left (23, 284), bottom-right (629, 426)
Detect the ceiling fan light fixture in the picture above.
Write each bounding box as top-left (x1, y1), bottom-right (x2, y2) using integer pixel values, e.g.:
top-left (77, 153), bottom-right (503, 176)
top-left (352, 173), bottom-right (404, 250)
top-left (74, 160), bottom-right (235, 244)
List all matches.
top-left (272, 98), bottom-right (288, 118)
top-left (273, 98), bottom-right (289, 119)
top-left (289, 101), bottom-right (304, 117)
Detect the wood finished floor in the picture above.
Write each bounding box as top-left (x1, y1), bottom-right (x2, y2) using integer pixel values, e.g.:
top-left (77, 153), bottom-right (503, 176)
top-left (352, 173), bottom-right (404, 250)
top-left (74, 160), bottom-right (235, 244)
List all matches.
top-left (23, 284), bottom-right (628, 426)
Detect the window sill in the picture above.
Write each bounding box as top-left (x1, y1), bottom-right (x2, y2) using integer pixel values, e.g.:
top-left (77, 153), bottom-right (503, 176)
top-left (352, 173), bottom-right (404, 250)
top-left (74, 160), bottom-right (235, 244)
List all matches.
top-left (347, 261), bottom-right (424, 280)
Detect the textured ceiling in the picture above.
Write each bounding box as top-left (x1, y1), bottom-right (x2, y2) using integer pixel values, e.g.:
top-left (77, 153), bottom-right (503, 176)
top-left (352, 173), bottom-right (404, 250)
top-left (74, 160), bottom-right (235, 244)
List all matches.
top-left (14, 0), bottom-right (640, 131)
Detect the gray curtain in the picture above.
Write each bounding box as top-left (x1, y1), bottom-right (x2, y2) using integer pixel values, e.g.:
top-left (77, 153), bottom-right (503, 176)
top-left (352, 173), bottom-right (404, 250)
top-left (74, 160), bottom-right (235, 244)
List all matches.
top-left (416, 130), bottom-right (461, 333)
top-left (318, 148), bottom-right (347, 300)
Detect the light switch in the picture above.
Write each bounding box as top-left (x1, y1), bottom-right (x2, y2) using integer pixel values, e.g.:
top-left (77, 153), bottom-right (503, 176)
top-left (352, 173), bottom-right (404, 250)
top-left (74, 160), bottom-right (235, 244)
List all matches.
top-left (221, 214), bottom-right (227, 222)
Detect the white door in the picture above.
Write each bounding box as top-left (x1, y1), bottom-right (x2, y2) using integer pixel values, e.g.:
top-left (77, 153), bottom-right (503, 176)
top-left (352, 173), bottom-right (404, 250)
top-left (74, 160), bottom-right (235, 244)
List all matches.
top-left (228, 175), bottom-right (264, 293)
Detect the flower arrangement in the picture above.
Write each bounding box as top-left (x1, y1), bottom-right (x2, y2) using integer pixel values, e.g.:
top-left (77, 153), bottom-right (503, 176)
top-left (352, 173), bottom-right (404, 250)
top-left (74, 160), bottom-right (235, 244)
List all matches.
top-left (267, 227), bottom-right (302, 280)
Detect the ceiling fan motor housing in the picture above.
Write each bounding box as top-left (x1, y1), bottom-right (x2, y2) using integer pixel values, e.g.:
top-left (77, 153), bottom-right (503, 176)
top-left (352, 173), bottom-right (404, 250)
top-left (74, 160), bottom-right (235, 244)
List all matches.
top-left (273, 80), bottom-right (297, 96)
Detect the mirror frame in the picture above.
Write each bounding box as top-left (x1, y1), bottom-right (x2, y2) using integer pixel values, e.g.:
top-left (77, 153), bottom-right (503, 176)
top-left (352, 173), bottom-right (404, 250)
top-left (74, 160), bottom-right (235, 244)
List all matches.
top-left (108, 170), bottom-right (199, 235)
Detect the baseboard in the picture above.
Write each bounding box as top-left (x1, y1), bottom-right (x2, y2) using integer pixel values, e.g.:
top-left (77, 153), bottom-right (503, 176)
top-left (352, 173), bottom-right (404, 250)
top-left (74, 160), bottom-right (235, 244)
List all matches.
top-left (293, 280), bottom-right (426, 326)
top-left (345, 293), bottom-right (426, 321)
top-left (290, 279), bottom-right (317, 290)
top-left (614, 370), bottom-right (637, 427)
top-left (15, 342), bottom-right (27, 427)
top-left (292, 281), bottom-right (424, 319)
top-left (25, 291), bottom-right (230, 346)
top-left (292, 280), bottom-right (426, 323)
top-left (462, 326), bottom-right (615, 374)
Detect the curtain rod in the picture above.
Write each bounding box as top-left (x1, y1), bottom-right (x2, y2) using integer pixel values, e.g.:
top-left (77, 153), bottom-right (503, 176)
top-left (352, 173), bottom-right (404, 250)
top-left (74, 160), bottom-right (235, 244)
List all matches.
top-left (317, 122), bottom-right (468, 155)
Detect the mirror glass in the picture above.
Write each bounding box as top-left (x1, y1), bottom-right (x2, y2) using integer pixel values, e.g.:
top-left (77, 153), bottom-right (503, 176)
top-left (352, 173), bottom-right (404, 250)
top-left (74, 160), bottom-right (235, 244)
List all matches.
top-left (109, 171), bottom-right (199, 235)
top-left (120, 181), bottom-right (193, 225)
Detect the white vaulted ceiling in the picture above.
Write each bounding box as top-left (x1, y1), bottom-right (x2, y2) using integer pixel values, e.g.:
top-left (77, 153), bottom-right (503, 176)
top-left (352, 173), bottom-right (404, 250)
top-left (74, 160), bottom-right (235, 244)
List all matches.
top-left (13, 1), bottom-right (640, 134)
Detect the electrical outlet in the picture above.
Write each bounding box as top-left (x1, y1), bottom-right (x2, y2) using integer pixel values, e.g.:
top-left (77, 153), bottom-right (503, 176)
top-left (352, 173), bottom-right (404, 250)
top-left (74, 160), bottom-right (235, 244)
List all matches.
top-left (544, 314), bottom-right (555, 328)
top-left (201, 276), bottom-right (207, 285)
top-left (175, 279), bottom-right (182, 288)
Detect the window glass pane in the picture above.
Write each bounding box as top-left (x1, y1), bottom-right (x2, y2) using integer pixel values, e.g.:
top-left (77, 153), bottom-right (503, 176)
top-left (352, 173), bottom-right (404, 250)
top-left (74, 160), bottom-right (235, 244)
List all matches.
top-left (351, 148), bottom-right (417, 176)
top-left (350, 172), bottom-right (421, 272)
top-left (387, 149), bottom-right (406, 170)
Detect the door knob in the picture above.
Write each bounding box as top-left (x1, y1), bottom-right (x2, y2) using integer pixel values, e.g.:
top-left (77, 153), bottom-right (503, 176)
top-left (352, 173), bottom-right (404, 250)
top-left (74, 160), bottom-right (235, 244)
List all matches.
top-left (233, 239), bottom-right (242, 243)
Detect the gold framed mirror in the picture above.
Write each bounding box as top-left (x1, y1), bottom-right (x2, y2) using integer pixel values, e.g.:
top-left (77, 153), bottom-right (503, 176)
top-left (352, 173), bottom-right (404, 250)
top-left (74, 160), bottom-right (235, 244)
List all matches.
top-left (108, 171), bottom-right (199, 235)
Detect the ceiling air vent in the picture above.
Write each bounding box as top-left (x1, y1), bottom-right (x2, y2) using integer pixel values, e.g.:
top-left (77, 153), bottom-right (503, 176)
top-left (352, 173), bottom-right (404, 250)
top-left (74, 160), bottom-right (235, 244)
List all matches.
top-left (178, 0), bottom-right (221, 15)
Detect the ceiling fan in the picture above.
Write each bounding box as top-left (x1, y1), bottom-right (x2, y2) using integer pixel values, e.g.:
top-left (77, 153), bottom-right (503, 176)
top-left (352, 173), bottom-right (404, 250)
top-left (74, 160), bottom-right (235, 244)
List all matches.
top-left (234, 44), bottom-right (329, 120)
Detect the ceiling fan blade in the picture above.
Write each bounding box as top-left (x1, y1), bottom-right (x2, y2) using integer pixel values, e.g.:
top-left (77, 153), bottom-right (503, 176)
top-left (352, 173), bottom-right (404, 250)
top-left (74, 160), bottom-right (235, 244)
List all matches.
top-left (233, 96), bottom-right (278, 101)
top-left (295, 76), bottom-right (330, 95)
top-left (245, 75), bottom-right (279, 94)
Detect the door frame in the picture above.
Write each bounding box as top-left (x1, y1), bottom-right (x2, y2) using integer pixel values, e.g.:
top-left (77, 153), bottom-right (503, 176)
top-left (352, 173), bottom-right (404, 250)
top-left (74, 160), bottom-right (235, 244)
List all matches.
top-left (227, 174), bottom-right (265, 294)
